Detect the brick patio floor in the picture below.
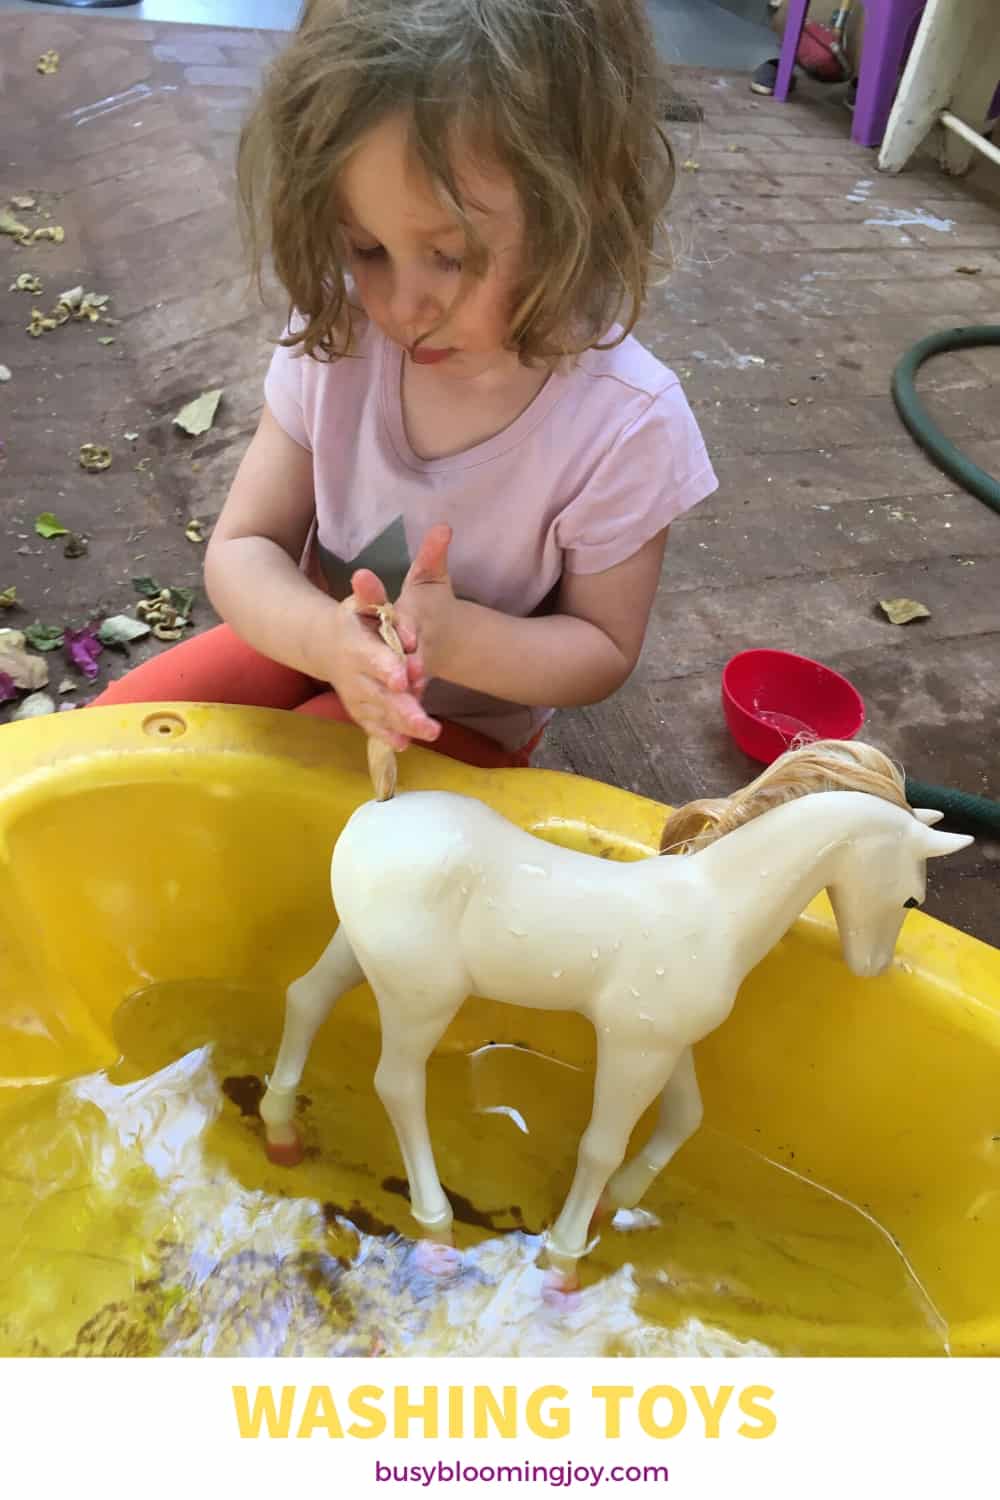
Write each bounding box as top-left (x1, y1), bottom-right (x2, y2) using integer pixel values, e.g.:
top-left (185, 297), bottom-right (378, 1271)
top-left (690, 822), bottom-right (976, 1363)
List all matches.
top-left (2, 14), bottom-right (998, 942)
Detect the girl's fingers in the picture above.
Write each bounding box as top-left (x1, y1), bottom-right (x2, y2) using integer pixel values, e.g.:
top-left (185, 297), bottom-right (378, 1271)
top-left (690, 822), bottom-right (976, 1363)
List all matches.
top-left (350, 568), bottom-right (388, 608)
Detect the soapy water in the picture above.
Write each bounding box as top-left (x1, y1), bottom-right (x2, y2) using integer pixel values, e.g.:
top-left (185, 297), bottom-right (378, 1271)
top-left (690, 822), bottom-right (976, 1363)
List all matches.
top-left (0, 980), bottom-right (953, 1358)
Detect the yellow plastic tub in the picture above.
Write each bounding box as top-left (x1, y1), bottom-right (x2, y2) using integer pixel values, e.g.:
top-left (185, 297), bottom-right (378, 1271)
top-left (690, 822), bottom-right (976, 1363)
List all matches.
top-left (1, 704), bottom-right (997, 1358)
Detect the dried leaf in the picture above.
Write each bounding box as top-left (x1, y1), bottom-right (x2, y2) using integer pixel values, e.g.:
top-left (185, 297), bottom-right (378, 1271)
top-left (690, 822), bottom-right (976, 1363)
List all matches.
top-left (23, 622), bottom-right (64, 652)
top-left (36, 51), bottom-right (60, 76)
top-left (0, 641), bottom-right (49, 691)
top-left (79, 443), bottom-right (112, 473)
top-left (0, 208), bottom-right (30, 239)
top-left (28, 225), bottom-right (64, 244)
top-left (10, 195), bottom-right (36, 211)
top-left (0, 587), bottom-right (18, 610)
top-left (185, 518), bottom-right (205, 543)
top-left (35, 511), bottom-right (69, 539)
top-left (12, 692), bottom-right (56, 720)
top-left (65, 624), bottom-right (103, 680)
top-left (879, 597), bottom-right (931, 625)
top-left (97, 614), bottom-right (151, 648)
top-left (173, 388), bottom-right (223, 437)
top-left (0, 365), bottom-right (10, 384)
top-left (64, 532), bottom-right (88, 559)
top-left (955, 265), bottom-right (981, 276)
top-left (98, 336), bottom-right (116, 347)
top-left (10, 272), bottom-right (42, 294)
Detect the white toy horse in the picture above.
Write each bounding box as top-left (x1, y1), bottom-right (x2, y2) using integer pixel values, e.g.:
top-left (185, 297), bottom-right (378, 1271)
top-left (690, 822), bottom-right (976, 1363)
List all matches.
top-left (260, 740), bottom-right (971, 1280)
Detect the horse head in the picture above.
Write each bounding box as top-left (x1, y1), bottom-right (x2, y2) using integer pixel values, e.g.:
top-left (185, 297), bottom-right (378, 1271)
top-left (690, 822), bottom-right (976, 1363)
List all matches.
top-left (828, 806), bottom-right (973, 977)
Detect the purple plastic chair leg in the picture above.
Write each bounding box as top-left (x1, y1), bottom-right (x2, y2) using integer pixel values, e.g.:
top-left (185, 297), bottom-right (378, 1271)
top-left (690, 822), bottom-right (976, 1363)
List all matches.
top-left (850, 0), bottom-right (926, 148)
top-left (774, 0), bottom-right (811, 103)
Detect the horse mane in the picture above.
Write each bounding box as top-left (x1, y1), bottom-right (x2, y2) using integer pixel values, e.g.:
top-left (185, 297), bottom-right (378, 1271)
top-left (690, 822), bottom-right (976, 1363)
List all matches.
top-left (659, 739), bottom-right (910, 855)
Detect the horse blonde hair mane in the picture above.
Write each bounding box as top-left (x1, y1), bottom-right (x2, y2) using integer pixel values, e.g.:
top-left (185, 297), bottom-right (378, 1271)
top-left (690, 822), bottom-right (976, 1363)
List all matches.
top-left (660, 739), bottom-right (910, 855)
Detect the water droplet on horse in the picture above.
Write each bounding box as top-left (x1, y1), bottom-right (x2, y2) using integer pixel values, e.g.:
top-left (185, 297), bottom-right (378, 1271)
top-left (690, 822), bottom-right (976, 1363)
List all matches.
top-left (613, 939), bottom-right (621, 951)
top-left (629, 986), bottom-right (641, 998)
top-left (509, 925), bottom-right (527, 938)
top-left (486, 897), bottom-right (496, 909)
top-left (639, 1012), bottom-right (653, 1023)
top-left (591, 948), bottom-right (599, 960)
top-left (655, 967), bottom-right (665, 977)
top-left (551, 969), bottom-right (563, 979)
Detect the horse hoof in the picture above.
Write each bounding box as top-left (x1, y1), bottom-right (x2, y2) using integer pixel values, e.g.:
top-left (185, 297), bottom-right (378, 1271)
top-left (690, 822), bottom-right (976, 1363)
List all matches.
top-left (265, 1131), bottom-right (304, 1167)
top-left (412, 1240), bottom-right (463, 1277)
top-left (542, 1267), bottom-right (581, 1307)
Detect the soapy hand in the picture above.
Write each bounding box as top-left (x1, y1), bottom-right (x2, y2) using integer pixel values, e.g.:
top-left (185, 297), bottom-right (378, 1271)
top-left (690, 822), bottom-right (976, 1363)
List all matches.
top-left (395, 523), bottom-right (458, 685)
top-left (333, 566), bottom-right (440, 751)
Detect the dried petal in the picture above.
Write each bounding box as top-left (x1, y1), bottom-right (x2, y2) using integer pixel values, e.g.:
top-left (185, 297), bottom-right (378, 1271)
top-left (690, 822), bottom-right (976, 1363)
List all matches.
top-left (65, 624), bottom-right (104, 680)
top-left (185, 518), bottom-right (205, 543)
top-left (10, 272), bottom-right (42, 294)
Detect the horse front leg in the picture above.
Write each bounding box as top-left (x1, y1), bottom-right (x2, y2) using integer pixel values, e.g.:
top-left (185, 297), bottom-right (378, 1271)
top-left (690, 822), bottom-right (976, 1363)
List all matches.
top-left (373, 986), bottom-right (465, 1253)
top-left (605, 1046), bottom-right (703, 1211)
top-left (260, 926), bottom-right (365, 1165)
top-left (546, 1039), bottom-right (679, 1287)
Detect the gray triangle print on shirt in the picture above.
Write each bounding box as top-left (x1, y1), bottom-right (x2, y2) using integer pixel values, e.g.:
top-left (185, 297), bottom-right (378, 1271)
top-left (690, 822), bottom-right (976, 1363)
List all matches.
top-left (317, 514), bottom-right (411, 601)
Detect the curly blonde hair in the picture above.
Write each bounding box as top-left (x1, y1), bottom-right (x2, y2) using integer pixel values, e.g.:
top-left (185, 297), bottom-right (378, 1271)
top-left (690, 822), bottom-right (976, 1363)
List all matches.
top-left (238, 0), bottom-right (675, 363)
top-left (659, 740), bottom-right (912, 855)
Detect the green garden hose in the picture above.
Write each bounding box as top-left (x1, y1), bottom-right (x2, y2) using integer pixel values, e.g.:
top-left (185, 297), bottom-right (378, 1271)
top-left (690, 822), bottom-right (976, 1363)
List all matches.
top-left (891, 325), bottom-right (1000, 514)
top-left (891, 327), bottom-right (1000, 832)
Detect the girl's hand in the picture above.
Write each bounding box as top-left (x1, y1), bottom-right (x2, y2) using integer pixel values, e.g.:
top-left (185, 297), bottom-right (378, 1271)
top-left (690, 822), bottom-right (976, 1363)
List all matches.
top-left (395, 524), bottom-right (458, 684)
top-left (329, 568), bottom-right (440, 751)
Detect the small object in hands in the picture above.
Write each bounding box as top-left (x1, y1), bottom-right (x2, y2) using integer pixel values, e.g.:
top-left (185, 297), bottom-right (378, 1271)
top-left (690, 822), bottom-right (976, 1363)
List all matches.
top-left (722, 648), bottom-right (865, 765)
top-left (879, 597), bottom-right (931, 625)
top-left (79, 443), bottom-right (111, 473)
top-left (258, 739), bottom-right (972, 1272)
top-left (358, 601), bottom-right (405, 802)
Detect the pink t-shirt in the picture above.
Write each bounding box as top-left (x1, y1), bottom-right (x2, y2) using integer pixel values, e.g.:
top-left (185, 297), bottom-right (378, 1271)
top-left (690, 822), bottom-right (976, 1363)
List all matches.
top-left (265, 319), bottom-right (717, 749)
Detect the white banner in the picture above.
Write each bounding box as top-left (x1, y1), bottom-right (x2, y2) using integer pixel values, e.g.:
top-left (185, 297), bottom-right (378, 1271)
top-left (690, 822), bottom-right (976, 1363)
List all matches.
top-left (1, 1357), bottom-right (995, 1497)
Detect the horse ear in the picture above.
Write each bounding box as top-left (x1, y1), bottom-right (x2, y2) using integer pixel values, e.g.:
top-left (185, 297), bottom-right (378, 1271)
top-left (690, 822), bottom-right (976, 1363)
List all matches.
top-left (913, 808), bottom-right (944, 826)
top-left (921, 828), bottom-right (974, 858)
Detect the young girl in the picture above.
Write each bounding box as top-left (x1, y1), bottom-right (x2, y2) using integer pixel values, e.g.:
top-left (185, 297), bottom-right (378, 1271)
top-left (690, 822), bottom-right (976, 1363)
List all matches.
top-left (93, 0), bottom-right (718, 770)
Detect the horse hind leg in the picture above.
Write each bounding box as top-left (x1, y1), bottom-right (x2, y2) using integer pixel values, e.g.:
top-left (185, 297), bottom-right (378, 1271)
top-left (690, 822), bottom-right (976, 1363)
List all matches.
top-left (605, 1046), bottom-right (703, 1212)
top-left (260, 925), bottom-right (364, 1165)
top-left (371, 980), bottom-right (466, 1247)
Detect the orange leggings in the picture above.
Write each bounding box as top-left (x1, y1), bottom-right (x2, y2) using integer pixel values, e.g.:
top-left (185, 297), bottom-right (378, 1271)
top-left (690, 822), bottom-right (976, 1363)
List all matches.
top-left (89, 623), bottom-right (540, 770)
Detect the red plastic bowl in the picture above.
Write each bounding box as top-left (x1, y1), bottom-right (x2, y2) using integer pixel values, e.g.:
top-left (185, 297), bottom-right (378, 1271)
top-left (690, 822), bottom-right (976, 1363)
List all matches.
top-left (722, 649), bottom-right (865, 765)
